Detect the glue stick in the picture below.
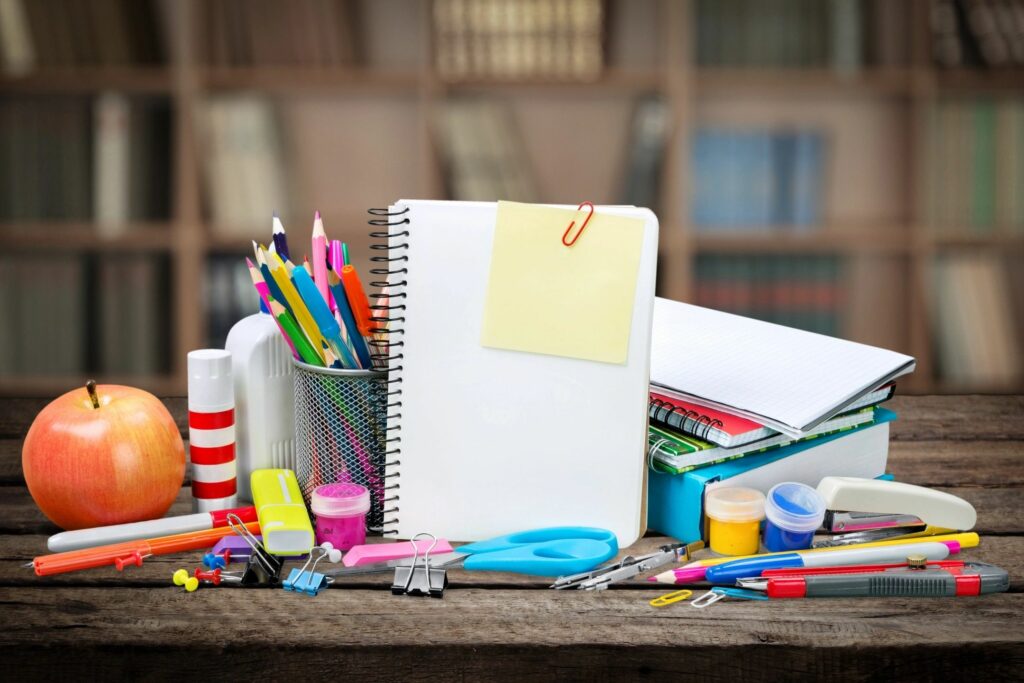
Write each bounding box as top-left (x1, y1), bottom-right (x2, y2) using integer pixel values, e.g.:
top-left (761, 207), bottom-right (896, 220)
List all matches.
top-left (188, 349), bottom-right (238, 512)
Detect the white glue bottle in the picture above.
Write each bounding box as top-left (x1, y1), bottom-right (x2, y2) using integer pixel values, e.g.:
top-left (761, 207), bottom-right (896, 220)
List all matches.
top-left (187, 349), bottom-right (238, 512)
top-left (225, 303), bottom-right (295, 502)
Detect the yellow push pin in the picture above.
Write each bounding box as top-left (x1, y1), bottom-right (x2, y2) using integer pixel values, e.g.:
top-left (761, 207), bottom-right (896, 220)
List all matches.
top-left (173, 568), bottom-right (199, 592)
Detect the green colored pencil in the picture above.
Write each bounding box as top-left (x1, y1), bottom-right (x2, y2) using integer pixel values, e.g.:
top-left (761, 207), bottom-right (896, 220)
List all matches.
top-left (270, 297), bottom-right (323, 366)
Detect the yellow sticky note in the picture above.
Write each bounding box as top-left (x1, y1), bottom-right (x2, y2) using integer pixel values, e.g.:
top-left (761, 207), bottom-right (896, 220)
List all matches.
top-left (481, 201), bottom-right (644, 364)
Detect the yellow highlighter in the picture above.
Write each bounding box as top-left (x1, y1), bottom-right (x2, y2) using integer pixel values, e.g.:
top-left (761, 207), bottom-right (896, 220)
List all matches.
top-left (263, 249), bottom-right (328, 365)
top-left (250, 469), bottom-right (315, 555)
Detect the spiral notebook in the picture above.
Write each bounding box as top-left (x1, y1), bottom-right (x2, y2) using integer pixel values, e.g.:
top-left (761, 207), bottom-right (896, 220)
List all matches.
top-left (372, 200), bottom-right (659, 544)
top-left (649, 385), bottom-right (895, 448)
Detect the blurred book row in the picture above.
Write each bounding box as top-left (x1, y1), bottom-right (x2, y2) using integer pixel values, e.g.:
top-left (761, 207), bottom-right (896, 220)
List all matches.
top-left (690, 129), bottom-right (825, 230)
top-left (0, 0), bottom-right (164, 73)
top-left (0, 95), bottom-right (171, 226)
top-left (0, 251), bottom-right (267, 377)
top-left (200, 0), bottom-right (358, 68)
top-left (206, 255), bottom-right (258, 348)
top-left (695, 0), bottom-right (909, 70)
top-left (926, 98), bottom-right (1024, 234)
top-left (0, 254), bottom-right (169, 376)
top-left (3, 0), bottom-right (1022, 77)
top-left (433, 0), bottom-right (604, 81)
top-left (930, 0), bottom-right (1024, 69)
top-left (694, 254), bottom-right (844, 337)
top-left (933, 252), bottom-right (1022, 387)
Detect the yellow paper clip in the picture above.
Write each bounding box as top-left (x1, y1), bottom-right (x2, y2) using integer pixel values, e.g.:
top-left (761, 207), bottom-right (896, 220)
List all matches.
top-left (649, 589), bottom-right (693, 608)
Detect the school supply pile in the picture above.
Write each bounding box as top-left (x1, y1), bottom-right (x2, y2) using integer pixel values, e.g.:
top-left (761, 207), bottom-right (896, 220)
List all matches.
top-left (646, 297), bottom-right (915, 543)
top-left (18, 198), bottom-right (1010, 612)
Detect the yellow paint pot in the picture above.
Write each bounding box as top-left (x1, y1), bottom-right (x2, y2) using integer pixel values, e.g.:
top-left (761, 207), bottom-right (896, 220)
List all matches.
top-left (705, 487), bottom-right (766, 556)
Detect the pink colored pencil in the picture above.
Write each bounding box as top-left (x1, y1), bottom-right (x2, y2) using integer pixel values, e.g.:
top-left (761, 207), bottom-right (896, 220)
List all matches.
top-left (312, 211), bottom-right (329, 305)
top-left (246, 257), bottom-right (299, 360)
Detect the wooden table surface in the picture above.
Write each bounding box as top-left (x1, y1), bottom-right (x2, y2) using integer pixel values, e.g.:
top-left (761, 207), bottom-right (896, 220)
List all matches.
top-left (1, 395), bottom-right (1022, 680)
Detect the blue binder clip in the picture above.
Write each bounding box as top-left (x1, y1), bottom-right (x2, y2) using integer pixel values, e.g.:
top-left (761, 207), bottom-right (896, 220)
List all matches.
top-left (282, 544), bottom-right (341, 597)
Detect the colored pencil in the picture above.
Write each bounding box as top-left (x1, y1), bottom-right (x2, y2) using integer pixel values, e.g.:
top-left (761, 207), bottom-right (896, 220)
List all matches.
top-left (292, 264), bottom-right (359, 369)
top-left (342, 242), bottom-right (350, 266)
top-left (328, 239), bottom-right (343, 313)
top-left (272, 213), bottom-right (290, 261)
top-left (270, 298), bottom-right (322, 366)
top-left (312, 211), bottom-right (330, 305)
top-left (326, 261), bottom-right (372, 369)
top-left (648, 531), bottom-right (982, 584)
top-left (264, 248), bottom-right (328, 365)
top-left (246, 257), bottom-right (299, 360)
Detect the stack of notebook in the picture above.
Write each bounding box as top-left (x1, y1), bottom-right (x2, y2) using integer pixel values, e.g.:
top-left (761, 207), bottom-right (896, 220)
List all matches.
top-left (647, 298), bottom-right (916, 543)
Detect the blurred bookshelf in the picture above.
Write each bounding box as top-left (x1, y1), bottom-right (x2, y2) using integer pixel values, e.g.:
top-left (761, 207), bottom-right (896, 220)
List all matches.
top-left (0, 0), bottom-right (1021, 396)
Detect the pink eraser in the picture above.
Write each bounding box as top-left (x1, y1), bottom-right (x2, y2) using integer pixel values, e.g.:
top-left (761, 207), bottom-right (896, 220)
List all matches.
top-left (342, 539), bottom-right (454, 567)
top-left (943, 541), bottom-right (961, 554)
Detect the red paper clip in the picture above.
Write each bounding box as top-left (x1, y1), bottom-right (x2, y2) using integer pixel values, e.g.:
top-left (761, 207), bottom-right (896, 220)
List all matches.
top-left (562, 202), bottom-right (594, 247)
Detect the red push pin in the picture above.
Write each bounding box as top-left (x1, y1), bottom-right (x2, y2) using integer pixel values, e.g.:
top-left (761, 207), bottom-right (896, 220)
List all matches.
top-left (194, 567), bottom-right (242, 587)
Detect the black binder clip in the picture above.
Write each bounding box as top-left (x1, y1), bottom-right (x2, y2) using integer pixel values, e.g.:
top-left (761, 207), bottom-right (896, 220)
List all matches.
top-left (227, 513), bottom-right (284, 586)
top-left (392, 533), bottom-right (447, 598)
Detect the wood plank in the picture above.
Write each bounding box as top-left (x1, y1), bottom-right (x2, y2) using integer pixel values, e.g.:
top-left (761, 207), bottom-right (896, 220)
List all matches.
top-left (0, 398), bottom-right (189, 438)
top-left (3, 436), bottom-right (1020, 488)
top-left (3, 532), bottom-right (1023, 591)
top-left (887, 440), bottom-right (1024, 487)
top-left (0, 587), bottom-right (1022, 680)
top-left (887, 395), bottom-right (1024, 441)
top-left (1, 483), bottom-right (1021, 536)
top-left (0, 396), bottom-right (1020, 440)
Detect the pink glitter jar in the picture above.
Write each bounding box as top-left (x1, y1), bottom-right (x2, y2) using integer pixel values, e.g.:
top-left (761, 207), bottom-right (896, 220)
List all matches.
top-left (310, 483), bottom-right (370, 550)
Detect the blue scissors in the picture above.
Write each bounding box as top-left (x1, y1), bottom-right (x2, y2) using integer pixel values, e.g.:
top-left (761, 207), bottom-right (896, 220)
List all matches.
top-left (425, 527), bottom-right (618, 577)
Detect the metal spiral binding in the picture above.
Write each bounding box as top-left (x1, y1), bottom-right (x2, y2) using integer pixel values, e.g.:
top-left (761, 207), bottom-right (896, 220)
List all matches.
top-left (650, 396), bottom-right (723, 441)
top-left (368, 206), bottom-right (410, 535)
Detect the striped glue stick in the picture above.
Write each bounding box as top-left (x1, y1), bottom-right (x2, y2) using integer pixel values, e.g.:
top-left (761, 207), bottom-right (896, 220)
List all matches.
top-left (187, 350), bottom-right (238, 512)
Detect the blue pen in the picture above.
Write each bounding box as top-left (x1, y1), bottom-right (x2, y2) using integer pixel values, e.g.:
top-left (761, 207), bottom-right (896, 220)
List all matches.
top-left (703, 541), bottom-right (958, 585)
top-left (291, 266), bottom-right (359, 369)
top-left (326, 261), bottom-right (372, 369)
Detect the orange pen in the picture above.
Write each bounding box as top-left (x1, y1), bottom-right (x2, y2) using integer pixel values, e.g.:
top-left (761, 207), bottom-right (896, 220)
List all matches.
top-left (33, 521), bottom-right (260, 576)
top-left (340, 264), bottom-right (373, 336)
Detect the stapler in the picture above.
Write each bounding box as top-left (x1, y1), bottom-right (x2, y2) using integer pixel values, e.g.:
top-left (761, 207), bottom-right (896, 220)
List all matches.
top-left (813, 477), bottom-right (977, 548)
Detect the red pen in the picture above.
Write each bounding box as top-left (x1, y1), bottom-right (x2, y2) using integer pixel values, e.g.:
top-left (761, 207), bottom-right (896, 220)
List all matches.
top-left (761, 560), bottom-right (965, 578)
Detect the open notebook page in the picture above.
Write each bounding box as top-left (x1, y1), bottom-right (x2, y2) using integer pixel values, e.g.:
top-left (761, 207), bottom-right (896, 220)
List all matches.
top-left (651, 298), bottom-right (915, 437)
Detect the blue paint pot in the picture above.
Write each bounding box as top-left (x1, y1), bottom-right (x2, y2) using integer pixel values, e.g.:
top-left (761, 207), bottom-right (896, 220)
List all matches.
top-left (762, 482), bottom-right (826, 552)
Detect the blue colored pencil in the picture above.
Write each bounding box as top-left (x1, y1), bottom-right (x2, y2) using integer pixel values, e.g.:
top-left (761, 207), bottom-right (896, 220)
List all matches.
top-left (325, 260), bottom-right (372, 369)
top-left (292, 265), bottom-right (359, 369)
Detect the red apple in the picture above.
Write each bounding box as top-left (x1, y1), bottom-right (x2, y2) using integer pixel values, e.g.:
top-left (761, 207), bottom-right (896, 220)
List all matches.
top-left (22, 381), bottom-right (186, 530)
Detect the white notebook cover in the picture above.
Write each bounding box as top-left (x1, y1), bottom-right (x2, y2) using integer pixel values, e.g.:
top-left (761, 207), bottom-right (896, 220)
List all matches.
top-left (382, 200), bottom-right (658, 544)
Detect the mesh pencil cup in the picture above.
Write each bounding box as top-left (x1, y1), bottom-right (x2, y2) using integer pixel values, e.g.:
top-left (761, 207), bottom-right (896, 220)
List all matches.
top-left (292, 360), bottom-right (388, 532)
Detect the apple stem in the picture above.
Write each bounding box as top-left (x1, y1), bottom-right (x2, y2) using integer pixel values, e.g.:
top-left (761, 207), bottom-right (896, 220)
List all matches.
top-left (86, 380), bottom-right (99, 409)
